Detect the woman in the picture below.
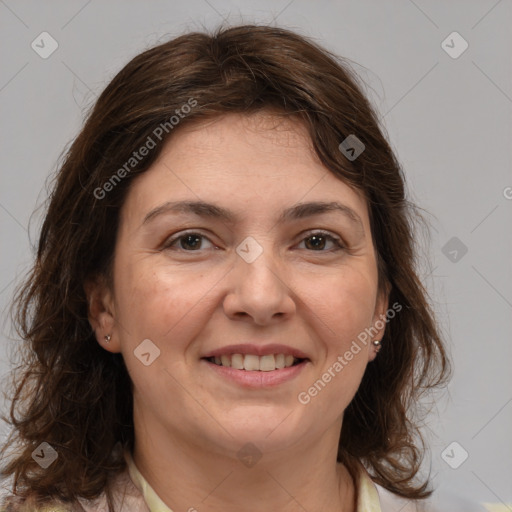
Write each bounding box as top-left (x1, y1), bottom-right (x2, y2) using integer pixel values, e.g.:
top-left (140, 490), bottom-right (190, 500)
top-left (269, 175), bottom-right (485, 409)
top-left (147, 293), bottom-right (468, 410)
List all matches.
top-left (0, 24), bottom-right (449, 511)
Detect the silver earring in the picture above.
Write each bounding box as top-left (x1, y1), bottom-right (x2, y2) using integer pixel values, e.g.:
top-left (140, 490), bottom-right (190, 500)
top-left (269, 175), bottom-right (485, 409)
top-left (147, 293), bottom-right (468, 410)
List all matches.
top-left (372, 340), bottom-right (381, 352)
top-left (104, 334), bottom-right (111, 343)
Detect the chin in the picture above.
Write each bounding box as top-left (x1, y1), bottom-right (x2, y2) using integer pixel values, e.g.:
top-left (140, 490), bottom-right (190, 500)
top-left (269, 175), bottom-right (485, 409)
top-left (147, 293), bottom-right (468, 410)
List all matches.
top-left (217, 405), bottom-right (306, 448)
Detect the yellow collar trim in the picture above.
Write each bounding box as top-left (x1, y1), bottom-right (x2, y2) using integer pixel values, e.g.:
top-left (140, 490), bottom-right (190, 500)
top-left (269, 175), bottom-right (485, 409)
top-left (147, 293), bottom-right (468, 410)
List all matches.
top-left (124, 450), bottom-right (382, 512)
top-left (124, 450), bottom-right (173, 512)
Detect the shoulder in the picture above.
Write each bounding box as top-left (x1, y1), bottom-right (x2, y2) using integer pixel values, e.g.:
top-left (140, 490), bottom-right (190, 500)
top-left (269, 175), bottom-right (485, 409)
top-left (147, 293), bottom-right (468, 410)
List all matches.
top-left (0, 494), bottom-right (84, 511)
top-left (353, 463), bottom-right (480, 512)
top-left (0, 479), bottom-right (83, 512)
top-left (0, 468), bottom-right (147, 512)
top-left (376, 485), bottom-right (427, 512)
top-left (376, 483), bottom-right (493, 512)
top-left (78, 469), bottom-right (149, 512)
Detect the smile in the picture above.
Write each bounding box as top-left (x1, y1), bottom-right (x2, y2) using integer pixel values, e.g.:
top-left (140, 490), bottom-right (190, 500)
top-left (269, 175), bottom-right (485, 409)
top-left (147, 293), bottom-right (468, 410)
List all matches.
top-left (205, 353), bottom-right (304, 371)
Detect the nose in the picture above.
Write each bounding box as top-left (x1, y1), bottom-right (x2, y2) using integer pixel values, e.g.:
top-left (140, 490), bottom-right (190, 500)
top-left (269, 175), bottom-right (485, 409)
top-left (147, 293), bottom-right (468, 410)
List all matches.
top-left (222, 246), bottom-right (296, 326)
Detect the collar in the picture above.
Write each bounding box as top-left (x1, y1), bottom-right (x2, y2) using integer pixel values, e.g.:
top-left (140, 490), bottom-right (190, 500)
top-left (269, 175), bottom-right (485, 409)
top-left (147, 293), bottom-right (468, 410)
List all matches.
top-left (123, 450), bottom-right (382, 512)
top-left (124, 450), bottom-right (173, 512)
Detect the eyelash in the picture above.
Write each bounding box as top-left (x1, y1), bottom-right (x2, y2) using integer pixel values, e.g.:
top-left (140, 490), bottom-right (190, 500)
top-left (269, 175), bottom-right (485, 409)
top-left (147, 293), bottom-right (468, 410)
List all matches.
top-left (162, 230), bottom-right (345, 253)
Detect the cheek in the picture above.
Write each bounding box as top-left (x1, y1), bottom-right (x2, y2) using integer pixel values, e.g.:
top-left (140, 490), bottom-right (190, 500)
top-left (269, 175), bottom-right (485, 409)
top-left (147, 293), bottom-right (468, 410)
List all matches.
top-left (296, 268), bottom-right (376, 408)
top-left (113, 260), bottom-right (214, 408)
top-left (113, 256), bottom-right (221, 350)
top-left (304, 266), bottom-right (378, 345)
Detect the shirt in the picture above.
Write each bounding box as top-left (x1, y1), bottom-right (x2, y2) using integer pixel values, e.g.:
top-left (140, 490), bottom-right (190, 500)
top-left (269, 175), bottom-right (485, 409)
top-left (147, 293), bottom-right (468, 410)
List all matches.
top-left (4, 450), bottom-right (503, 511)
top-left (110, 449), bottom-right (384, 512)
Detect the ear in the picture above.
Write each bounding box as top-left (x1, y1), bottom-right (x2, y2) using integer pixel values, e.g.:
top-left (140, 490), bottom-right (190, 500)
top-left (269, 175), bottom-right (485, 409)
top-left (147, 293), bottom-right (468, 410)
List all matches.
top-left (367, 282), bottom-right (390, 362)
top-left (84, 275), bottom-right (120, 353)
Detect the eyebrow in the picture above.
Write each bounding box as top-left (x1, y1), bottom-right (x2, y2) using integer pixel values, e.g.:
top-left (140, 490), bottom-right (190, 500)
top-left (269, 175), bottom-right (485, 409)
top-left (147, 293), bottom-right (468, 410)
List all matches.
top-left (142, 200), bottom-right (364, 230)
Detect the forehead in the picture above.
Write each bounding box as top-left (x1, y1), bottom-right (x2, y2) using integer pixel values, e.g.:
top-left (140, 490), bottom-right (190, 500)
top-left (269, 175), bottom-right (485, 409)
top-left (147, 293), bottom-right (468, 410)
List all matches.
top-left (170, 111), bottom-right (316, 157)
top-left (120, 112), bottom-right (370, 230)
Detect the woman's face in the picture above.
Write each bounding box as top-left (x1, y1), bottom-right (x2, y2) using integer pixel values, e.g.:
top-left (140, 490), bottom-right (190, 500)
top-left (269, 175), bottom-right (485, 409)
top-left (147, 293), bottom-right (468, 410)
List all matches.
top-left (93, 112), bottom-right (388, 458)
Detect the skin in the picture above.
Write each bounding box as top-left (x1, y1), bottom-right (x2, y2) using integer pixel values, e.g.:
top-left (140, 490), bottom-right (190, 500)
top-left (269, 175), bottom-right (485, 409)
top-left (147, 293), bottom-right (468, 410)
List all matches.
top-left (86, 112), bottom-right (389, 512)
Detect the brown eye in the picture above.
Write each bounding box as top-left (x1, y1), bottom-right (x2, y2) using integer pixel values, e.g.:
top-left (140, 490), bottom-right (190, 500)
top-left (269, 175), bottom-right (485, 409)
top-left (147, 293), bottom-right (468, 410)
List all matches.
top-left (163, 232), bottom-right (213, 251)
top-left (179, 234), bottom-right (203, 250)
top-left (299, 232), bottom-right (344, 252)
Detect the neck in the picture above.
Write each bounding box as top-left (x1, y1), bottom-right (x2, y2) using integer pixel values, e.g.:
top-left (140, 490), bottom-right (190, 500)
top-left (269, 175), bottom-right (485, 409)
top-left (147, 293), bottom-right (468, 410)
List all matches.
top-left (132, 417), bottom-right (356, 512)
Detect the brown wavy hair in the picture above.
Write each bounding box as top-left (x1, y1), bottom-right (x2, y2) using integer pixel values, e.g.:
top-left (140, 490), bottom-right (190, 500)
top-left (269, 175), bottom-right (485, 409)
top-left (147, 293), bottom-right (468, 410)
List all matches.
top-left (0, 24), bottom-right (450, 510)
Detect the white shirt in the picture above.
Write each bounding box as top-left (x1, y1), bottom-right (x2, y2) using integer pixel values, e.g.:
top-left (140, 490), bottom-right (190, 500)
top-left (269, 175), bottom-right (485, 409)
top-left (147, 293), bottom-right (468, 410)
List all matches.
top-left (2, 449), bottom-right (503, 511)
top-left (121, 449), bottom-right (384, 512)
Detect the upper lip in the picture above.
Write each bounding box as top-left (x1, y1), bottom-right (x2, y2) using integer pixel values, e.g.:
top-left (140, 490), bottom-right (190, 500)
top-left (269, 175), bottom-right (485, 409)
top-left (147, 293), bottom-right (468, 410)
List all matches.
top-left (202, 343), bottom-right (310, 360)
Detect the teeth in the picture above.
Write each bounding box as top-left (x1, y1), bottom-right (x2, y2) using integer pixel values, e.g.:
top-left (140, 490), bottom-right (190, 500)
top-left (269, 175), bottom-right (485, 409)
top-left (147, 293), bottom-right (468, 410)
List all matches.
top-left (210, 353), bottom-right (301, 371)
top-left (259, 355), bottom-right (275, 372)
top-left (231, 354), bottom-right (244, 370)
top-left (244, 354), bottom-right (260, 371)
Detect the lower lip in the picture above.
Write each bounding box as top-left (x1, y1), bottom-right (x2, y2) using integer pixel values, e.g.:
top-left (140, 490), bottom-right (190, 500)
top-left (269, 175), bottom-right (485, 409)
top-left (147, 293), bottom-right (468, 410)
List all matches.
top-left (202, 359), bottom-right (308, 388)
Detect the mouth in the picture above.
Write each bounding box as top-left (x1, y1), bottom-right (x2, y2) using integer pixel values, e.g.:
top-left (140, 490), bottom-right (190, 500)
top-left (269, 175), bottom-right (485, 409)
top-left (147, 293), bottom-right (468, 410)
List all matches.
top-left (203, 353), bottom-right (306, 372)
top-left (200, 344), bottom-right (310, 387)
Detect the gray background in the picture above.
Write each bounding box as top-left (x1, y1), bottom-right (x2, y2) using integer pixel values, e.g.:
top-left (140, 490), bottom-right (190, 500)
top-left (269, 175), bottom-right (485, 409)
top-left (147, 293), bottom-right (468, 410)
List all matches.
top-left (1, 0), bottom-right (511, 508)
